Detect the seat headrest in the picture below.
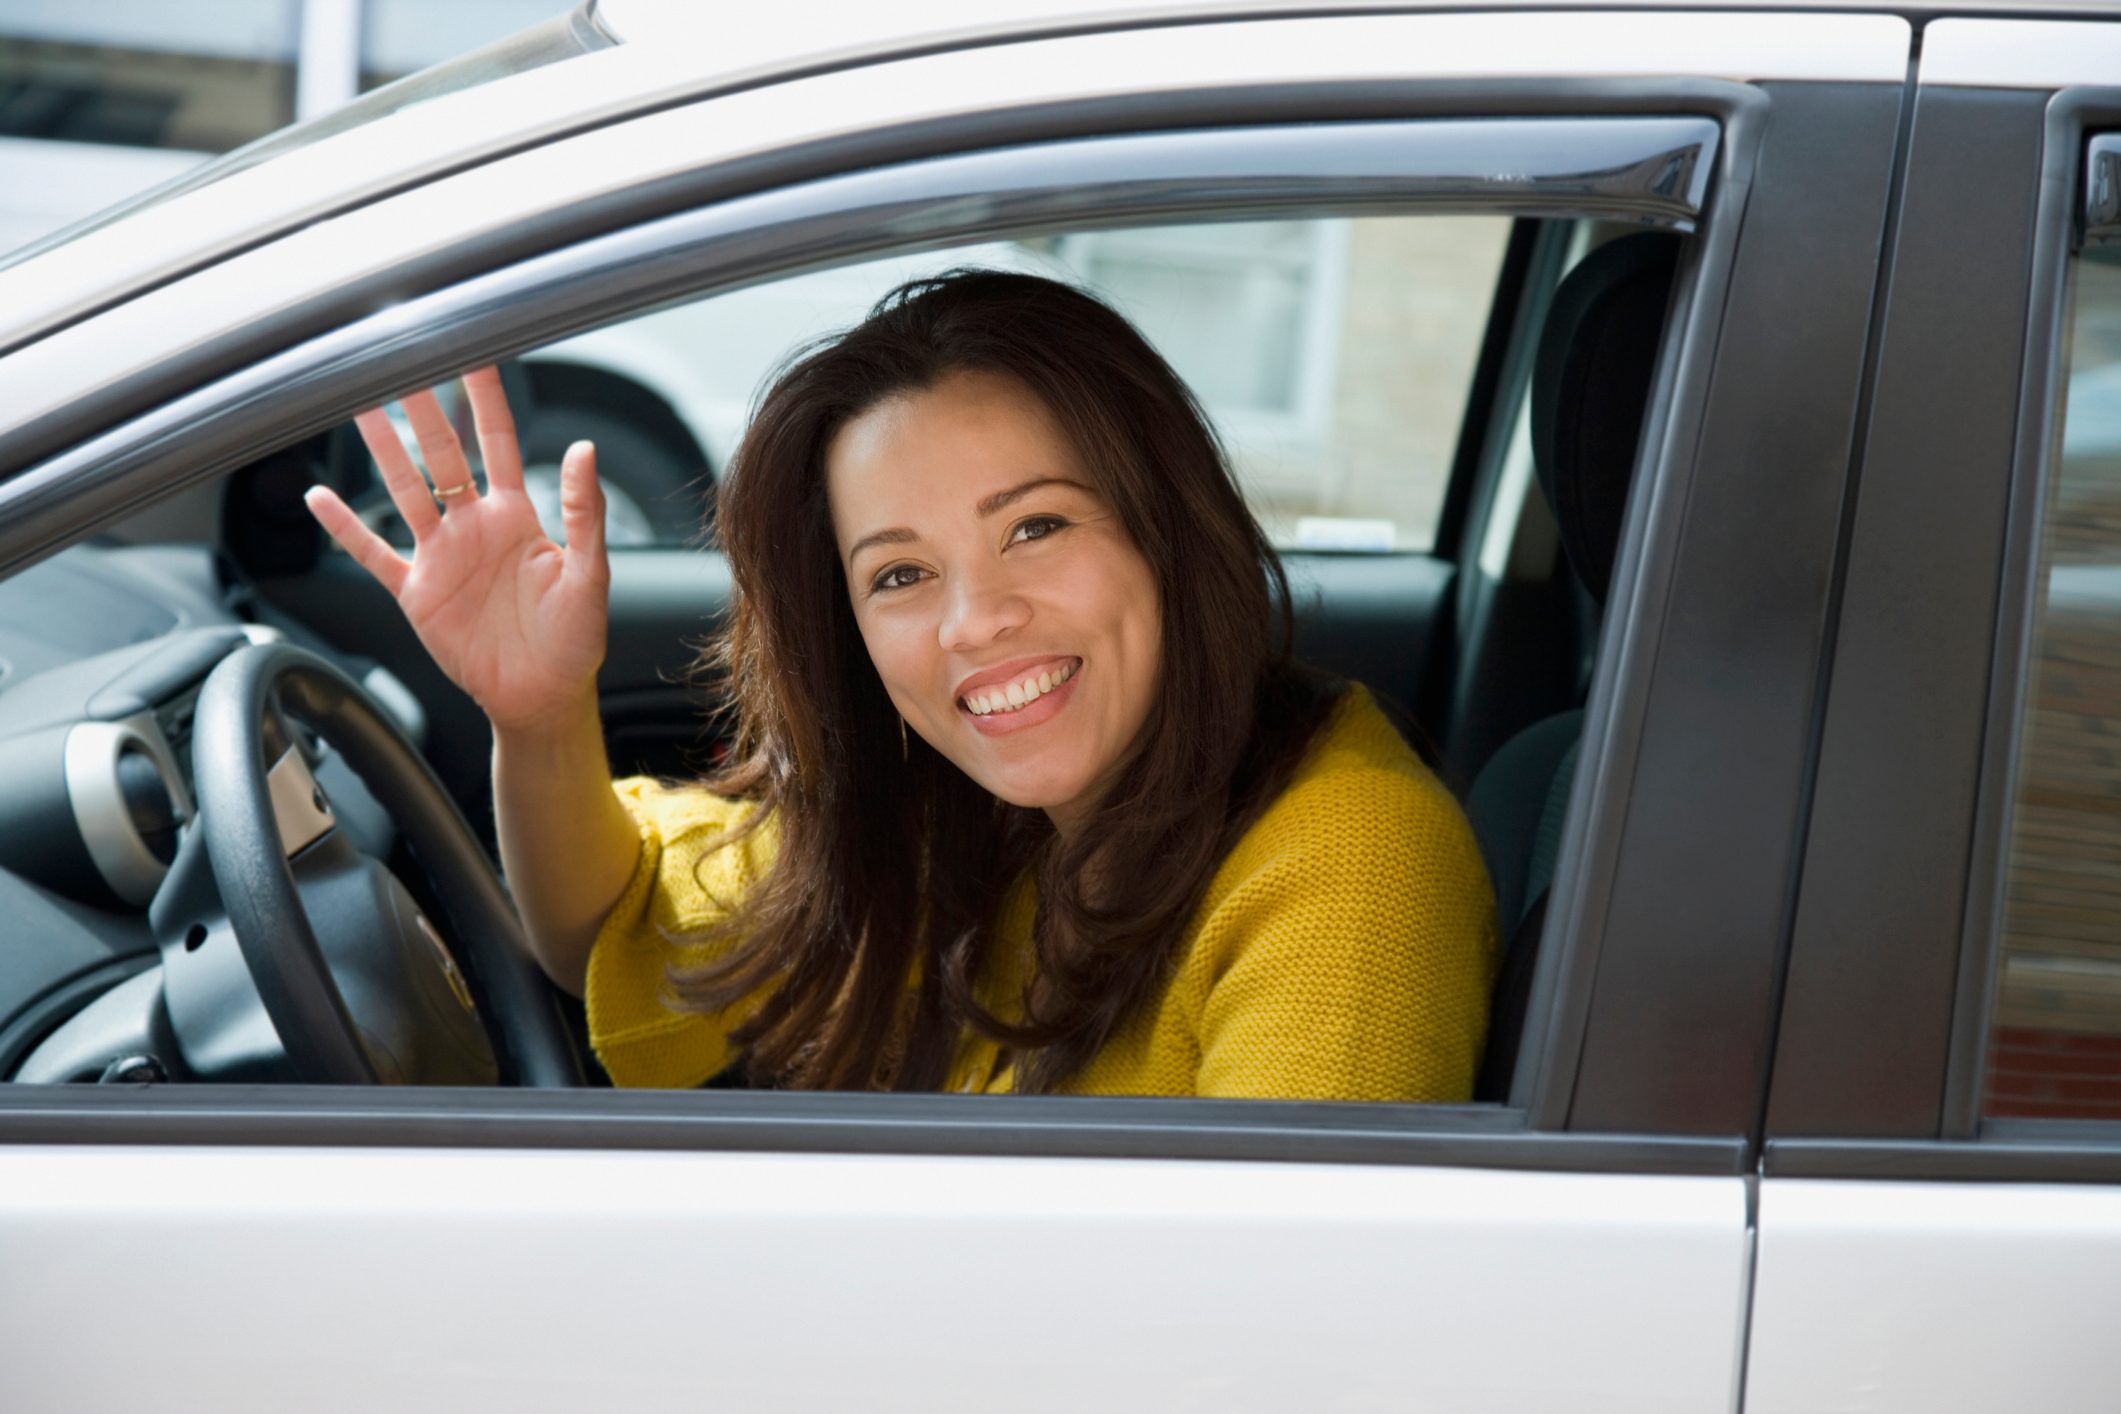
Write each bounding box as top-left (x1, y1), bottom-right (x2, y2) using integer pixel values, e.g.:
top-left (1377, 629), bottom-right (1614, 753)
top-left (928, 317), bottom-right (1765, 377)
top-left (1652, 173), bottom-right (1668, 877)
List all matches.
top-left (1530, 233), bottom-right (1680, 604)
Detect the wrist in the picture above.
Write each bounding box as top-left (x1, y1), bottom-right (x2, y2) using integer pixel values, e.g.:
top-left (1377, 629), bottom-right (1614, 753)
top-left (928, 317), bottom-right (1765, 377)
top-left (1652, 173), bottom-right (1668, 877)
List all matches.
top-left (488, 684), bottom-right (603, 748)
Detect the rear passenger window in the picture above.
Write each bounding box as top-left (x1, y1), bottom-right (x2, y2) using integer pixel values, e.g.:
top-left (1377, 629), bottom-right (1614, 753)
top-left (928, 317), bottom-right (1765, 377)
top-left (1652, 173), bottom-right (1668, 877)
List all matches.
top-left (1987, 248), bottom-right (2121, 1120)
top-left (446, 216), bottom-right (1509, 551)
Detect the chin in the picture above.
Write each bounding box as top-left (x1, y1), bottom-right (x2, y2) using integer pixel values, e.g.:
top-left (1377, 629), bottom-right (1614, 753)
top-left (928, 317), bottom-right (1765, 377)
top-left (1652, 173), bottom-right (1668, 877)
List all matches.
top-left (964, 759), bottom-right (1096, 813)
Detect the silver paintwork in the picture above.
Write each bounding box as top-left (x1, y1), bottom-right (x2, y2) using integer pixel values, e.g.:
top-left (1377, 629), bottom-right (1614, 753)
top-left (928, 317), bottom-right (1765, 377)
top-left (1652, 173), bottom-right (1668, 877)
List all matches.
top-left (61, 713), bottom-right (192, 908)
top-left (0, 8), bottom-right (1906, 364)
top-left (1919, 16), bottom-right (2121, 88)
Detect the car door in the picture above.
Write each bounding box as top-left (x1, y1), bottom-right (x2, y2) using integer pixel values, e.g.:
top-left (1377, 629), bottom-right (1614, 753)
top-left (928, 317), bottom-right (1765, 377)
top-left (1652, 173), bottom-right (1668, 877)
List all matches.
top-left (1745, 15), bottom-right (2121, 1413)
top-left (0, 10), bottom-right (1912, 1410)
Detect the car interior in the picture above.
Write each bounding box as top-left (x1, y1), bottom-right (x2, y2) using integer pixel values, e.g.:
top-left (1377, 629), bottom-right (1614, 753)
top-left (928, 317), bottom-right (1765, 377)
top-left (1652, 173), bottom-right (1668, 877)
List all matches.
top-left (0, 214), bottom-right (1680, 1099)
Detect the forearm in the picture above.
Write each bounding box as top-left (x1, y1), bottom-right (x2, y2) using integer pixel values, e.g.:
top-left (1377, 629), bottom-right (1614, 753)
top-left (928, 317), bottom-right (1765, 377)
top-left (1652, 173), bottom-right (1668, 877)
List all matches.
top-left (491, 690), bottom-right (641, 997)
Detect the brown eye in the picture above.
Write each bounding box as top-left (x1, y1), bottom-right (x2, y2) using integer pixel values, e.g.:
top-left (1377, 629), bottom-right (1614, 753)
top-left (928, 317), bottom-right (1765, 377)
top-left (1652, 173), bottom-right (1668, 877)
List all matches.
top-left (872, 564), bottom-right (925, 593)
top-left (1010, 515), bottom-right (1067, 544)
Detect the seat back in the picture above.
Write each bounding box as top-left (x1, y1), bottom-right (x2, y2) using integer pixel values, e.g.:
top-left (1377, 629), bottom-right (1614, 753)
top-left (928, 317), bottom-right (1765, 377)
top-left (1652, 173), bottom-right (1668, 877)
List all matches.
top-left (1467, 232), bottom-right (1679, 1101)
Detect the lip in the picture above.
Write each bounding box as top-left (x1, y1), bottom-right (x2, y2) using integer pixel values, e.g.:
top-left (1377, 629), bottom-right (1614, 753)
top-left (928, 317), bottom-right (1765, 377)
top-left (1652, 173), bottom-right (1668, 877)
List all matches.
top-left (961, 659), bottom-right (1082, 738)
top-left (951, 654), bottom-right (1079, 704)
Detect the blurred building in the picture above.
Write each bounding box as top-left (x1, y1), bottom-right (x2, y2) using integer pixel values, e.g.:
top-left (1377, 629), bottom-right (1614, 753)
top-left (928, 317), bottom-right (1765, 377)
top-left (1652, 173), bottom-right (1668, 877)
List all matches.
top-left (0, 0), bottom-right (572, 252)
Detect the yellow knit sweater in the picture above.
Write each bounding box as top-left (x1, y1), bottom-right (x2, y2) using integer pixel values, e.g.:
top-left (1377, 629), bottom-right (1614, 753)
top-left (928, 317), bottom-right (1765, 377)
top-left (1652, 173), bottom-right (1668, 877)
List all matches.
top-left (584, 686), bottom-right (1498, 1100)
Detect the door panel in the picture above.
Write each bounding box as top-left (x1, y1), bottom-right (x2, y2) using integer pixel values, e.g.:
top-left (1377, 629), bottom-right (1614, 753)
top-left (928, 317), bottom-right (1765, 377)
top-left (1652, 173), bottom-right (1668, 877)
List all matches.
top-left (1, 1145), bottom-right (1749, 1414)
top-left (1746, 1178), bottom-right (2121, 1414)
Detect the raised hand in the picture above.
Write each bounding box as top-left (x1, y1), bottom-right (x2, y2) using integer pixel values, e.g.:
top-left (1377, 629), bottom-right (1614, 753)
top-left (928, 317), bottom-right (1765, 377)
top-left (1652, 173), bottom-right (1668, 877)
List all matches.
top-left (304, 366), bottom-right (611, 735)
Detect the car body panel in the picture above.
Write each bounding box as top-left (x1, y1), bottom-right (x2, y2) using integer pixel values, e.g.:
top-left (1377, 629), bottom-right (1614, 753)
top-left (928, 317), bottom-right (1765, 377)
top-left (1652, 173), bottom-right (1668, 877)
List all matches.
top-left (1919, 16), bottom-right (2121, 87)
top-left (0, 7), bottom-right (1907, 373)
top-left (0, 1143), bottom-right (1751, 1413)
top-left (1746, 1178), bottom-right (2121, 1413)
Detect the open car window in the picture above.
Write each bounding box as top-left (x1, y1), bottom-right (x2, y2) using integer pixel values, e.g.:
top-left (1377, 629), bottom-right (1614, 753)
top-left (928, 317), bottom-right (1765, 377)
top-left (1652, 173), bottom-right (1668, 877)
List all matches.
top-left (378, 216), bottom-right (1513, 552)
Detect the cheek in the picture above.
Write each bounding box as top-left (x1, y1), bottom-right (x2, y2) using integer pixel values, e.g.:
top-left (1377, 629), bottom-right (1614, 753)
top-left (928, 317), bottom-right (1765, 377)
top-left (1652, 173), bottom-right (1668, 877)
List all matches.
top-left (1063, 541), bottom-right (1160, 693)
top-left (850, 605), bottom-right (935, 712)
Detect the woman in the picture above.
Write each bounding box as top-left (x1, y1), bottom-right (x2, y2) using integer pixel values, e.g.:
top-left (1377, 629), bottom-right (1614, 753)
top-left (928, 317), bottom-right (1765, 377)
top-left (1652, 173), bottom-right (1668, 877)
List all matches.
top-left (305, 269), bottom-right (1496, 1099)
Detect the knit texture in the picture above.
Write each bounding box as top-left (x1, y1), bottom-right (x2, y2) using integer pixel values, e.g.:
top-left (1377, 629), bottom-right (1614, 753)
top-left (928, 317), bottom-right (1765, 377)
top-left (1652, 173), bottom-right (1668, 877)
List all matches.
top-left (584, 685), bottom-right (1498, 1100)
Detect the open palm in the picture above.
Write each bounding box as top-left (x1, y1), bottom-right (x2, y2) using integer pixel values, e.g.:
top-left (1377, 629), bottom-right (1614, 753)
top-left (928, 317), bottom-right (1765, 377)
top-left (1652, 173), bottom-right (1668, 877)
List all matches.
top-left (304, 367), bottom-right (611, 734)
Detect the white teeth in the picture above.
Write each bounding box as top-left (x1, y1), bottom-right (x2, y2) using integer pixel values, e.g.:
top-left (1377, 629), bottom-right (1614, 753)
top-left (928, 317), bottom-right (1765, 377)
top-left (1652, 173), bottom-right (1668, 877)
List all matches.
top-left (962, 660), bottom-right (1077, 717)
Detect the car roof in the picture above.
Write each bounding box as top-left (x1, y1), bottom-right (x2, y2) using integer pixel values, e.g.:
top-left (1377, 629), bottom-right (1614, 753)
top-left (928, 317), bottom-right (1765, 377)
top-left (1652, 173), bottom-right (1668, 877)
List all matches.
top-left (0, 0), bottom-right (2101, 365)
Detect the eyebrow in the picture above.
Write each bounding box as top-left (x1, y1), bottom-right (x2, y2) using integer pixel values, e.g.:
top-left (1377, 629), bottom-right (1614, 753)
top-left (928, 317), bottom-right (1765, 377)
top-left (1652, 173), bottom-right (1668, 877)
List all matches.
top-left (843, 477), bottom-right (1091, 566)
top-left (845, 526), bottom-right (918, 564)
top-left (976, 475), bottom-right (1087, 517)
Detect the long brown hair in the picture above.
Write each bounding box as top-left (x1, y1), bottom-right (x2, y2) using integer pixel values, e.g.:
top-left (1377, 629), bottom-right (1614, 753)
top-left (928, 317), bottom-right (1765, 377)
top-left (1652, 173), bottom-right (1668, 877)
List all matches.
top-left (673, 268), bottom-right (1337, 1092)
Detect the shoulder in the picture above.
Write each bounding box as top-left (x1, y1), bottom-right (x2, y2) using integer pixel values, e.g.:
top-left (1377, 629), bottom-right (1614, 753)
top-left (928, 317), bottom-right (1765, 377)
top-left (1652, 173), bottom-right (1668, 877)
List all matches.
top-left (1173, 685), bottom-right (1498, 1101)
top-left (1223, 685), bottom-right (1483, 890)
top-left (611, 776), bottom-right (777, 901)
top-left (614, 776), bottom-right (758, 839)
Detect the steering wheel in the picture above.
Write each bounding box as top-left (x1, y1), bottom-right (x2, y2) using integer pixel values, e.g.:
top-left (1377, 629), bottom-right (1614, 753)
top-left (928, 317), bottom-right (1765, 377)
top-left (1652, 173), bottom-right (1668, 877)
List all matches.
top-left (173, 641), bottom-right (582, 1086)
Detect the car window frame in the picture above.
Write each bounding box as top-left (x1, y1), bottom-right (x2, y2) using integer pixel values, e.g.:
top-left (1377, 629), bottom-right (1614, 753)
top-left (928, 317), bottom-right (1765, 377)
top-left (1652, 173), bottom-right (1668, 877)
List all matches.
top-left (1946, 88), bottom-right (2121, 1159)
top-left (0, 86), bottom-right (1784, 1175)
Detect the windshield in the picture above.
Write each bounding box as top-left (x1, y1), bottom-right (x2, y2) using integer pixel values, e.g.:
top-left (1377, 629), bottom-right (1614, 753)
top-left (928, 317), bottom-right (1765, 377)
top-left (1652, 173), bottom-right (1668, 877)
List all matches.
top-left (0, 4), bottom-right (613, 274)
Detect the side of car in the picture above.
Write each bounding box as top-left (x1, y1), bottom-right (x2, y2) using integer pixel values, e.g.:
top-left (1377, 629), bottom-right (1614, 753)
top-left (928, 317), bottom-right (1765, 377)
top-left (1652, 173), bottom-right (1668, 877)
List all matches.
top-left (5, 6), bottom-right (2117, 1410)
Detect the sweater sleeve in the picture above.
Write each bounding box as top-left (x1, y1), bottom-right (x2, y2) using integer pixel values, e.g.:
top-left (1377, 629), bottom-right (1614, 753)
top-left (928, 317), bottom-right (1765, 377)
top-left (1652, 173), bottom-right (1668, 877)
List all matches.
top-left (1189, 755), bottom-right (1499, 1103)
top-left (583, 777), bottom-right (776, 1089)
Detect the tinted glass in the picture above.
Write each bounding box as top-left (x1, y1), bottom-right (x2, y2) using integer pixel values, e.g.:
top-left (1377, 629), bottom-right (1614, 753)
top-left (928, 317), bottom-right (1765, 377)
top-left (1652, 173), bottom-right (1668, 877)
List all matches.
top-left (1989, 248), bottom-right (2121, 1120)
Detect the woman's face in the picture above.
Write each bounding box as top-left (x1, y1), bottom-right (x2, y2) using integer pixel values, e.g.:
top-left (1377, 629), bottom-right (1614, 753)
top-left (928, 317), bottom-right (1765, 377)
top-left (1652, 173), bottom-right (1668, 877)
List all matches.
top-left (827, 368), bottom-right (1162, 834)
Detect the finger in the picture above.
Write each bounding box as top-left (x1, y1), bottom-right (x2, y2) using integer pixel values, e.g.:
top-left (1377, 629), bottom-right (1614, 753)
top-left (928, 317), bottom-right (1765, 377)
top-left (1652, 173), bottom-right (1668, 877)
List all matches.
top-left (304, 485), bottom-right (410, 597)
top-left (353, 408), bottom-right (441, 539)
top-left (460, 366), bottom-right (525, 495)
top-left (401, 388), bottom-right (477, 497)
top-left (559, 441), bottom-right (609, 584)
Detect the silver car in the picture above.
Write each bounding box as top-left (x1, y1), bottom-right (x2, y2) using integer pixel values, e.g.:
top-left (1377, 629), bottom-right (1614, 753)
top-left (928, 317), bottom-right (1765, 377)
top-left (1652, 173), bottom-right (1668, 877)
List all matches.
top-left (3, 3), bottom-right (2119, 1410)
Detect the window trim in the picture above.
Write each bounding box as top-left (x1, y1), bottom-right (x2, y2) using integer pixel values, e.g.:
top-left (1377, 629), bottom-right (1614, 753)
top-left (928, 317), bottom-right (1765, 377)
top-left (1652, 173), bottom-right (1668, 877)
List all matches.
top-left (0, 1084), bottom-right (1751, 1175)
top-left (1757, 80), bottom-right (2047, 1149)
top-left (1527, 78), bottom-right (1902, 1140)
top-left (1945, 87), bottom-right (2121, 1144)
top-left (0, 92), bottom-right (1767, 1162)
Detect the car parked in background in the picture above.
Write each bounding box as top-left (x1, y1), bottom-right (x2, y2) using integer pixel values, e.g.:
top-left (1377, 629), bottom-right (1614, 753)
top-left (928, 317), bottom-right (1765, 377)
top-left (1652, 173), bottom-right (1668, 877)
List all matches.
top-left (4, 2), bottom-right (2121, 1410)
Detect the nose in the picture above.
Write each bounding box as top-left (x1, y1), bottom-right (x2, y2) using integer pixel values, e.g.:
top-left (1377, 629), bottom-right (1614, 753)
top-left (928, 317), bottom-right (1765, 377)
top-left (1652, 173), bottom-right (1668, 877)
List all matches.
top-left (938, 561), bottom-right (1030, 652)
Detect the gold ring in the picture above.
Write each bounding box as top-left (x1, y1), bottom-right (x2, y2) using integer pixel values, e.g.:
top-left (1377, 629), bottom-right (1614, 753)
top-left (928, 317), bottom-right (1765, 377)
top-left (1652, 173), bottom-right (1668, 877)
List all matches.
top-left (434, 483), bottom-right (473, 498)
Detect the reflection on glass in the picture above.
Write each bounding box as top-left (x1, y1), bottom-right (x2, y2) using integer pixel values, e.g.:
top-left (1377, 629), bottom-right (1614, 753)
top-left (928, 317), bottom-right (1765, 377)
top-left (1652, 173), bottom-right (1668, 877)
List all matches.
top-left (1992, 250), bottom-right (2121, 1120)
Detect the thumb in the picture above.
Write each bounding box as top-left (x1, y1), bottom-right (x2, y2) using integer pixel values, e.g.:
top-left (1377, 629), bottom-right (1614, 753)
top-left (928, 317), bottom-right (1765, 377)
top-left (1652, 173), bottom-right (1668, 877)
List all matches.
top-left (558, 440), bottom-right (608, 583)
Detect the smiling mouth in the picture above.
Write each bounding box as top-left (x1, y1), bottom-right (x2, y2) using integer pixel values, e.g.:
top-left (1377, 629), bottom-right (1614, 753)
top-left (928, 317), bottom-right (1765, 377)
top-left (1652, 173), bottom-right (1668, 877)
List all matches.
top-left (959, 658), bottom-right (1080, 716)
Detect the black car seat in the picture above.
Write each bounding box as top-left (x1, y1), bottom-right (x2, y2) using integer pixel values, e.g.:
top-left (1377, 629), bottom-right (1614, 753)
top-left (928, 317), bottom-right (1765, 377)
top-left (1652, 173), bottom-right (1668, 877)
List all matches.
top-left (1464, 232), bottom-right (1680, 1101)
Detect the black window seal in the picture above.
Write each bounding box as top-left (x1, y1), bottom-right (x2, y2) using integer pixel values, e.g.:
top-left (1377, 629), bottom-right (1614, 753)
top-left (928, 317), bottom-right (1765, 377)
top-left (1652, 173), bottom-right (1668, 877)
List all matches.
top-left (1941, 87), bottom-right (2121, 1145)
top-left (0, 1085), bottom-right (1750, 1175)
top-left (1768, 1129), bottom-right (2121, 1184)
top-left (0, 90), bottom-right (1759, 1159)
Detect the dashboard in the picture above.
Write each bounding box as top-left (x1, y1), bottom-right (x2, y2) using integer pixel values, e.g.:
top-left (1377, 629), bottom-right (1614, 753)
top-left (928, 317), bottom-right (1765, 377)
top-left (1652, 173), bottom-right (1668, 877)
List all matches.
top-left (0, 540), bottom-right (421, 1079)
